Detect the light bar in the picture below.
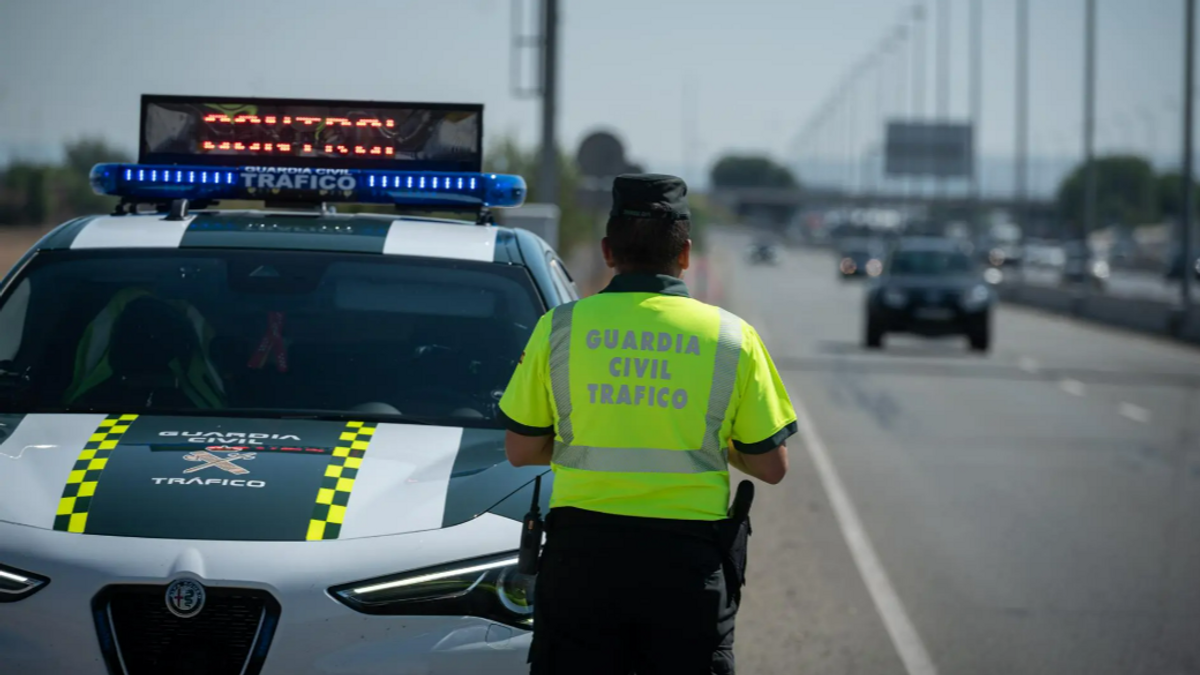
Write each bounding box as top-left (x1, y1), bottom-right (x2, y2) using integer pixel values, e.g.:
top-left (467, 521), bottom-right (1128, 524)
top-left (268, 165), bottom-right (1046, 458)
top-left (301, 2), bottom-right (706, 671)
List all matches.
top-left (90, 163), bottom-right (526, 209)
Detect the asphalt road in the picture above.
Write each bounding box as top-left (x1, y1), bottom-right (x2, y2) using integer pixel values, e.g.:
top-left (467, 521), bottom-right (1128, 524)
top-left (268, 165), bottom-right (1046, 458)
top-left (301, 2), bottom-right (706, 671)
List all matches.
top-left (717, 231), bottom-right (1200, 675)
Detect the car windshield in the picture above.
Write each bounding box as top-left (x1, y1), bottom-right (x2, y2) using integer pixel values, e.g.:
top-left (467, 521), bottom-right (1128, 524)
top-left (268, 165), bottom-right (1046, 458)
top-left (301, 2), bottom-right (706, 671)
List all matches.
top-left (888, 249), bottom-right (974, 276)
top-left (835, 237), bottom-right (883, 255)
top-left (0, 249), bottom-right (542, 427)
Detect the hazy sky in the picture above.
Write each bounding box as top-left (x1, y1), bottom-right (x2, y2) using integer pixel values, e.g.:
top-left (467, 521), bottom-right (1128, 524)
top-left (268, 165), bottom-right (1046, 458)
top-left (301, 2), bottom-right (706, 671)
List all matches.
top-left (0, 0), bottom-right (1187, 182)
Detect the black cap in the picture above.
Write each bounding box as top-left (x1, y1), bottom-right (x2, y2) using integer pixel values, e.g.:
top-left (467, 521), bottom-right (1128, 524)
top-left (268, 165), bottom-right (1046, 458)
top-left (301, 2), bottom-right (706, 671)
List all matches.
top-left (609, 174), bottom-right (690, 221)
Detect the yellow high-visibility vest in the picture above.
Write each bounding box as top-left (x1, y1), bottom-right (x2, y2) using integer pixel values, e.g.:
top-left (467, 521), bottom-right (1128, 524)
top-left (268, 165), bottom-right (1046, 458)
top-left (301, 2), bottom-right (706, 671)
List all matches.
top-left (500, 273), bottom-right (796, 521)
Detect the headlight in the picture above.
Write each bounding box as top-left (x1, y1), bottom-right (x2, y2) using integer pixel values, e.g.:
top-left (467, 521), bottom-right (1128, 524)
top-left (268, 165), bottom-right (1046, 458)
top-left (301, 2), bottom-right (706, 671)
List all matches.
top-left (840, 258), bottom-right (857, 275)
top-left (331, 552), bottom-right (534, 629)
top-left (865, 259), bottom-right (883, 277)
top-left (960, 284), bottom-right (991, 310)
top-left (1092, 260), bottom-right (1111, 279)
top-left (881, 288), bottom-right (908, 307)
top-left (0, 563), bottom-right (49, 603)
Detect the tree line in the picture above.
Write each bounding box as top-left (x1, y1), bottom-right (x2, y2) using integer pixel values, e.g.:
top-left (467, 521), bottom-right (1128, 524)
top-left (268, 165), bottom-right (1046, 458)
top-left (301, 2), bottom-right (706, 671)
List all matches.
top-left (1056, 155), bottom-right (1199, 230)
top-left (707, 151), bottom-right (1200, 234)
top-left (0, 139), bottom-right (129, 225)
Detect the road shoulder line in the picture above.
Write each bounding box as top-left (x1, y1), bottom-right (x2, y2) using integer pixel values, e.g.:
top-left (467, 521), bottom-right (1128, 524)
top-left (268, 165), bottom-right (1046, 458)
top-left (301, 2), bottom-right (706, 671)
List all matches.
top-left (793, 397), bottom-right (939, 675)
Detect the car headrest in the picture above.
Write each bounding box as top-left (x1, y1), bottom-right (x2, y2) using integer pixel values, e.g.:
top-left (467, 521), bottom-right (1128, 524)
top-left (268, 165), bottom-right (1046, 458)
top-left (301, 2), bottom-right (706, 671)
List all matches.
top-left (107, 297), bottom-right (202, 379)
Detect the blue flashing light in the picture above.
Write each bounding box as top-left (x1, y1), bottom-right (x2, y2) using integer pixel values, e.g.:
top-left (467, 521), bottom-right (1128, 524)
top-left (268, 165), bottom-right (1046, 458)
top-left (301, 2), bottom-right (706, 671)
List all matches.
top-left (89, 163), bottom-right (527, 209)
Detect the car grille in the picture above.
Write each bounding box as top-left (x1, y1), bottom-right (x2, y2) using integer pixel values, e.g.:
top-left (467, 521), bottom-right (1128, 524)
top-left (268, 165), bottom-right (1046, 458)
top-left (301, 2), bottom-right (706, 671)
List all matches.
top-left (915, 289), bottom-right (960, 307)
top-left (93, 585), bottom-right (280, 675)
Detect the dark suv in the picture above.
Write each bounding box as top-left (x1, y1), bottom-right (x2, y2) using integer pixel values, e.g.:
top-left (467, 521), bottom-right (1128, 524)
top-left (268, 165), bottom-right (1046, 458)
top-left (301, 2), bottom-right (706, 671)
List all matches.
top-left (864, 237), bottom-right (994, 352)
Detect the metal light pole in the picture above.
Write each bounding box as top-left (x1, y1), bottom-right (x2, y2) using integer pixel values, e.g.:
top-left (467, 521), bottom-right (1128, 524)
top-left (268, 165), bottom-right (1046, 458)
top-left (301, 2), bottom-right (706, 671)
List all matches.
top-left (893, 26), bottom-right (908, 197)
top-left (845, 82), bottom-right (857, 193)
top-left (912, 4), bottom-right (927, 196)
top-left (1083, 0), bottom-right (1098, 242)
top-left (895, 26), bottom-right (909, 118)
top-left (873, 43), bottom-right (889, 194)
top-left (537, 0), bottom-right (559, 204)
top-left (970, 0), bottom-right (982, 206)
top-left (913, 4), bottom-right (926, 119)
top-left (937, 0), bottom-right (950, 120)
top-left (1182, 0), bottom-right (1195, 313)
top-left (936, 0), bottom-right (950, 200)
top-left (848, 64), bottom-right (863, 193)
top-left (1016, 0), bottom-right (1029, 217)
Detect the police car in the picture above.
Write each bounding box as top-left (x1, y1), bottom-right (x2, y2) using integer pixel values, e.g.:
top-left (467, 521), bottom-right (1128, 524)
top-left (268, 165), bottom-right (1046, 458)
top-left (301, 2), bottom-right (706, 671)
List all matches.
top-left (0, 95), bottom-right (571, 674)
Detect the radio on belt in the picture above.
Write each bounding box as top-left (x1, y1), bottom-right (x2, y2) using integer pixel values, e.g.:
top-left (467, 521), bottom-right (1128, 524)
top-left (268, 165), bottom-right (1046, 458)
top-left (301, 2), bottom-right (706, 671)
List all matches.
top-left (90, 94), bottom-right (526, 215)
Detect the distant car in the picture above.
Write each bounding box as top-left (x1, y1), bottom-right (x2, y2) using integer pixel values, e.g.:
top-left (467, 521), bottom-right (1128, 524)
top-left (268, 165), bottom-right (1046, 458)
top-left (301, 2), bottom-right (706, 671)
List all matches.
top-left (865, 237), bottom-right (994, 352)
top-left (747, 240), bottom-right (779, 265)
top-left (982, 243), bottom-right (1023, 270)
top-left (1164, 248), bottom-right (1200, 281)
top-left (838, 238), bottom-right (886, 279)
top-left (1061, 240), bottom-right (1108, 290)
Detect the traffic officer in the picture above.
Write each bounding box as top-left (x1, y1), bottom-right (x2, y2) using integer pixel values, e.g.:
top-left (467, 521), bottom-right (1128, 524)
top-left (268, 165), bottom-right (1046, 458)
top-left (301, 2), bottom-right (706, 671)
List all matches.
top-left (500, 173), bottom-right (796, 675)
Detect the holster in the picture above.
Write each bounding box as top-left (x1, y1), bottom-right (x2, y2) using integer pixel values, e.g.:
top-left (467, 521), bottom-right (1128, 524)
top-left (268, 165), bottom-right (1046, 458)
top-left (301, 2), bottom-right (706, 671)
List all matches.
top-left (716, 480), bottom-right (754, 606)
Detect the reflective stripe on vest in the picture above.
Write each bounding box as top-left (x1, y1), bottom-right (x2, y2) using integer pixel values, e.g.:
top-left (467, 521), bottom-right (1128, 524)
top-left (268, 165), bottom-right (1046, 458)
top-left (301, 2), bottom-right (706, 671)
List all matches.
top-left (548, 304), bottom-right (743, 474)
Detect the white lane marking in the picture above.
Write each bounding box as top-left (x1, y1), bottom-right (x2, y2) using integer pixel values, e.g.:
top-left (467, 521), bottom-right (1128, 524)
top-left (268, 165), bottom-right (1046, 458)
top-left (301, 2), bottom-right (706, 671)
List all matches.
top-left (1059, 379), bottom-right (1086, 396)
top-left (794, 398), bottom-right (939, 675)
top-left (745, 306), bottom-right (935, 673)
top-left (1118, 402), bottom-right (1152, 423)
top-left (1017, 357), bottom-right (1040, 373)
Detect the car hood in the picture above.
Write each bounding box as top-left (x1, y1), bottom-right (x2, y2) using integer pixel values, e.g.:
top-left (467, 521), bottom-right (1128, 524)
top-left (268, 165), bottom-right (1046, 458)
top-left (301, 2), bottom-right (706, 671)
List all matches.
top-left (0, 413), bottom-right (543, 541)
top-left (878, 274), bottom-right (980, 290)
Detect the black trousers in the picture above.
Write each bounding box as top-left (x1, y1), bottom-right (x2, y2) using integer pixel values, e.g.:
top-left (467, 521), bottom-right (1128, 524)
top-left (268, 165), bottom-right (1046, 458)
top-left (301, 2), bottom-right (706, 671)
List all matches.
top-left (529, 508), bottom-right (738, 675)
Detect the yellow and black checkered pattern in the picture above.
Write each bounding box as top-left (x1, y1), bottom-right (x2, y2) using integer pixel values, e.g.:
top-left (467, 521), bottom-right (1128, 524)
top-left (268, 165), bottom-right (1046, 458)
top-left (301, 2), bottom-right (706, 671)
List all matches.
top-left (53, 414), bottom-right (138, 533)
top-left (307, 420), bottom-right (376, 541)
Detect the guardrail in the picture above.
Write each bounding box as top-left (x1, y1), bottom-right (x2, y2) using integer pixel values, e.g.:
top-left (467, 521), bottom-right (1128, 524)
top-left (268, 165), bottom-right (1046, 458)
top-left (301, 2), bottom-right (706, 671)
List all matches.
top-left (997, 282), bottom-right (1200, 345)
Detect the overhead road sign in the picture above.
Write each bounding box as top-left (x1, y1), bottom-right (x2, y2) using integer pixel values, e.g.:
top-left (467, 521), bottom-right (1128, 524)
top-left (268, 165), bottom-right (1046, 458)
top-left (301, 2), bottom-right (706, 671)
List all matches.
top-left (884, 121), bottom-right (974, 179)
